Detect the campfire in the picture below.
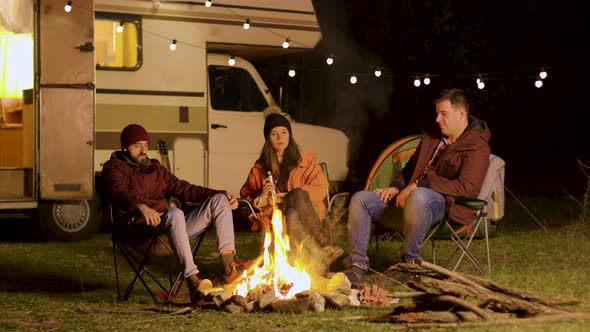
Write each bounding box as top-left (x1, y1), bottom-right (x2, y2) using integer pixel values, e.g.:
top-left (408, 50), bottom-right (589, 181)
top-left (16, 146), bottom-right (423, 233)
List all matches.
top-left (233, 207), bottom-right (311, 299)
top-left (177, 205), bottom-right (361, 314)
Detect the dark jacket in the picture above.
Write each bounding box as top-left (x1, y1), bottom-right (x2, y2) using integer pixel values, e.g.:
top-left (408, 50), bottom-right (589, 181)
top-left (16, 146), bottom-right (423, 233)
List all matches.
top-left (391, 116), bottom-right (491, 225)
top-left (102, 151), bottom-right (223, 226)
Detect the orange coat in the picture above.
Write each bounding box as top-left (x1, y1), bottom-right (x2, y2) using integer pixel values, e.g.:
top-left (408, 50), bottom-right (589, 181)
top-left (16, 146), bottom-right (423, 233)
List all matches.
top-left (240, 152), bottom-right (329, 227)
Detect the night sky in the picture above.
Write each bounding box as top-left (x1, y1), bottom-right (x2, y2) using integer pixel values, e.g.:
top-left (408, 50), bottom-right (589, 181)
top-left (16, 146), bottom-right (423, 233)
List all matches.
top-left (266, 0), bottom-right (590, 196)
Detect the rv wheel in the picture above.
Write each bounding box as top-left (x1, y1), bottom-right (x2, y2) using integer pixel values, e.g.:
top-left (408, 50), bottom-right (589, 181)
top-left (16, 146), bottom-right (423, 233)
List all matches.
top-left (39, 200), bottom-right (100, 241)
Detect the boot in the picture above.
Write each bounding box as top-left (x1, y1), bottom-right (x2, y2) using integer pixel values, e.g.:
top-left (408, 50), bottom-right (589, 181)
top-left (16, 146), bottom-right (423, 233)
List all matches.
top-left (285, 188), bottom-right (331, 247)
top-left (220, 251), bottom-right (257, 284)
top-left (186, 273), bottom-right (212, 305)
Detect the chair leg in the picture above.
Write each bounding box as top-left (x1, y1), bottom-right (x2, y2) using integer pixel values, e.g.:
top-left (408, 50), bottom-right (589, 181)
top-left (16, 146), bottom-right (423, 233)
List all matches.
top-left (113, 239), bottom-right (122, 302)
top-left (447, 220), bottom-right (486, 275)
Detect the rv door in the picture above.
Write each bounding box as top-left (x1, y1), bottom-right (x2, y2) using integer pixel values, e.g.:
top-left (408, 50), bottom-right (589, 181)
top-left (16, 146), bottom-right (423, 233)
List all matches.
top-left (36, 0), bottom-right (97, 240)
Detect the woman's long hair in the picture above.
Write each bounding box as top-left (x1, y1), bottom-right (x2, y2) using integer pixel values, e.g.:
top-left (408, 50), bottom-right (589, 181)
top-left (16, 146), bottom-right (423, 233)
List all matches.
top-left (258, 136), bottom-right (301, 192)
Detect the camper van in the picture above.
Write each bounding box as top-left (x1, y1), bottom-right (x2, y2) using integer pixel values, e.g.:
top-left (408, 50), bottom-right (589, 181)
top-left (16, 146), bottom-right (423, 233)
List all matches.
top-left (0, 0), bottom-right (349, 241)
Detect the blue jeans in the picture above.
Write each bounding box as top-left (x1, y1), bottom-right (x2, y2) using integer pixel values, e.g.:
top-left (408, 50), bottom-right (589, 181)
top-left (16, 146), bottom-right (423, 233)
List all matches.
top-left (347, 188), bottom-right (447, 270)
top-left (155, 193), bottom-right (235, 278)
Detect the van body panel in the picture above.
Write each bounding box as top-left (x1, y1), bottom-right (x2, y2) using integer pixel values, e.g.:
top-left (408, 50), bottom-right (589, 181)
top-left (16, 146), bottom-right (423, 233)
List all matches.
top-left (38, 0), bottom-right (95, 200)
top-left (39, 88), bottom-right (94, 199)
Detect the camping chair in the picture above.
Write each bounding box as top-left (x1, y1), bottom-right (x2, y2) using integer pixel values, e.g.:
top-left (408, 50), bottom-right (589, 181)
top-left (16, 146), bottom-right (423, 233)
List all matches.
top-left (425, 154), bottom-right (505, 275)
top-left (365, 135), bottom-right (505, 275)
top-left (107, 203), bottom-right (209, 304)
top-left (319, 162), bottom-right (350, 244)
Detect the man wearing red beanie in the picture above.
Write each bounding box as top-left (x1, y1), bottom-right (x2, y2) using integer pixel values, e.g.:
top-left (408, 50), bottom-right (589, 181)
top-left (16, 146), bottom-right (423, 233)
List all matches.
top-left (102, 124), bottom-right (251, 304)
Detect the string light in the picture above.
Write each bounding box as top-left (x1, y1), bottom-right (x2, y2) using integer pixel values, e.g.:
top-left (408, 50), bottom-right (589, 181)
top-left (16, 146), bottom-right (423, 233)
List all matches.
top-left (413, 76), bottom-right (421, 87)
top-left (539, 68), bottom-right (548, 80)
top-left (228, 56), bottom-right (235, 66)
top-left (477, 76), bottom-right (485, 90)
top-left (62, 0), bottom-right (569, 89)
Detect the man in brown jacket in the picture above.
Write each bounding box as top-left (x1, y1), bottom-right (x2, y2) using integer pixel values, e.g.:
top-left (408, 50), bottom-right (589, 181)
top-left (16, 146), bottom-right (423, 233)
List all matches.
top-left (102, 124), bottom-right (251, 303)
top-left (344, 89), bottom-right (491, 288)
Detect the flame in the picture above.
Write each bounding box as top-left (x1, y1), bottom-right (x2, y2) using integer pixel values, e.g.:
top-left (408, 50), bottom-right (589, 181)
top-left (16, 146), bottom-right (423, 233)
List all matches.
top-left (234, 206), bottom-right (311, 299)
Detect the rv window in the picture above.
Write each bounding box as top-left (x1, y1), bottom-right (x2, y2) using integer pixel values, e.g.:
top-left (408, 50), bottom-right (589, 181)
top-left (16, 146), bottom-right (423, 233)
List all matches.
top-left (95, 14), bottom-right (141, 71)
top-left (208, 65), bottom-right (268, 112)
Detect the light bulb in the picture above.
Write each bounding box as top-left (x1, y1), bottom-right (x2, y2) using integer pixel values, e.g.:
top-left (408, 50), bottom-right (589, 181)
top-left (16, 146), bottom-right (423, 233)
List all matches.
top-left (170, 39), bottom-right (177, 51)
top-left (423, 76), bottom-right (430, 85)
top-left (326, 57), bottom-right (333, 65)
top-left (282, 38), bottom-right (290, 49)
top-left (243, 18), bottom-right (250, 30)
top-left (65, 1), bottom-right (72, 12)
top-left (414, 77), bottom-right (421, 87)
top-left (153, 0), bottom-right (161, 9)
top-left (374, 69), bottom-right (382, 77)
top-left (205, 0), bottom-right (212, 7)
top-left (535, 79), bottom-right (543, 88)
top-left (228, 56), bottom-right (235, 66)
top-left (476, 78), bottom-right (481, 84)
top-left (478, 81), bottom-right (485, 90)
top-left (539, 69), bottom-right (547, 80)
top-left (116, 22), bottom-right (124, 33)
top-left (350, 75), bottom-right (357, 84)
top-left (288, 69), bottom-right (296, 77)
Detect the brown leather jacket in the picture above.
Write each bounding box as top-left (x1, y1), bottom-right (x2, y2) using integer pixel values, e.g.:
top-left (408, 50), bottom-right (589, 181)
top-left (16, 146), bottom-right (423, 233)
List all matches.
top-left (391, 116), bottom-right (491, 225)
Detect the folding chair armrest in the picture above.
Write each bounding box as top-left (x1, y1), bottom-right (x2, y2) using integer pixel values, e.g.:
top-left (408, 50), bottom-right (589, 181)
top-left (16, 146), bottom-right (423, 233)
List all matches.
top-left (454, 195), bottom-right (487, 210)
top-left (237, 198), bottom-right (257, 216)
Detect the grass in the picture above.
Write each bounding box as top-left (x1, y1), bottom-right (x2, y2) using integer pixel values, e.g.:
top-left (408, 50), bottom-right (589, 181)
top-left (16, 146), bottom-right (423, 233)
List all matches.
top-left (0, 196), bottom-right (589, 331)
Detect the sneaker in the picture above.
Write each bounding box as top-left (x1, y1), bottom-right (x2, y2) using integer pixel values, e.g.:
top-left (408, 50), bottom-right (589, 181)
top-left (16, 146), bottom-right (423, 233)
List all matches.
top-left (343, 265), bottom-right (367, 289)
top-left (189, 278), bottom-right (212, 305)
top-left (224, 259), bottom-right (258, 284)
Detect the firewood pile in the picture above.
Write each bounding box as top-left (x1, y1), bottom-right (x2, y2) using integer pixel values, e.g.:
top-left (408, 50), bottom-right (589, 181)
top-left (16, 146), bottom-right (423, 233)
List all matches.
top-left (170, 272), bottom-right (361, 315)
top-left (364, 261), bottom-right (590, 329)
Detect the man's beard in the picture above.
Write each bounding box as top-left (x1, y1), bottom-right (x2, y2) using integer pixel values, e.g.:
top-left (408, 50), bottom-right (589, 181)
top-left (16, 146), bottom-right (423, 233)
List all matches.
top-left (133, 154), bottom-right (150, 167)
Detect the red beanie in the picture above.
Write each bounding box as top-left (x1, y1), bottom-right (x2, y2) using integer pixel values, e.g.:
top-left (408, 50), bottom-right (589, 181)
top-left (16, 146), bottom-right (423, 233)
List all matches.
top-left (120, 124), bottom-right (150, 149)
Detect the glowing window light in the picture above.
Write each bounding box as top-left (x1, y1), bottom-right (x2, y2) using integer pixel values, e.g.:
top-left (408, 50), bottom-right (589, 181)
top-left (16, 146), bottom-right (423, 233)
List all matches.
top-left (0, 33), bottom-right (34, 98)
